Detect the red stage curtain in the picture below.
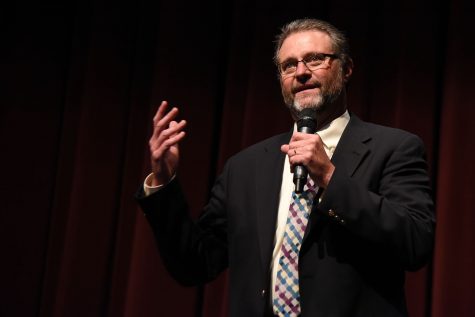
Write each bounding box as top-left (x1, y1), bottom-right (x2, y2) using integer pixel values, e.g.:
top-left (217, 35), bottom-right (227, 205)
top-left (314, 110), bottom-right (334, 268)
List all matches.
top-left (1, 0), bottom-right (474, 316)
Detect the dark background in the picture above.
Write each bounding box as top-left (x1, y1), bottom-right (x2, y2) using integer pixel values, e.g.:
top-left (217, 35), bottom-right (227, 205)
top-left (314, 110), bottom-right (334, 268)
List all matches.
top-left (1, 0), bottom-right (474, 316)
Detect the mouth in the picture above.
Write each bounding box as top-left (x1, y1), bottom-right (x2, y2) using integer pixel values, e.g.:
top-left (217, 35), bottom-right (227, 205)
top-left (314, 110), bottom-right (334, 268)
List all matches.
top-left (292, 83), bottom-right (320, 94)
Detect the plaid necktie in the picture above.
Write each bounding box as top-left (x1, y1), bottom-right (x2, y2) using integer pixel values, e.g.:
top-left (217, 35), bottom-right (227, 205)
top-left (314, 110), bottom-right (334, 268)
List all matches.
top-left (273, 178), bottom-right (317, 316)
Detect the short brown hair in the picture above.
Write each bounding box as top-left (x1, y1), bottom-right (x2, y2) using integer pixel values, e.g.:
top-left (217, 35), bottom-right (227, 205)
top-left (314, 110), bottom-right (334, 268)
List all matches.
top-left (274, 18), bottom-right (351, 69)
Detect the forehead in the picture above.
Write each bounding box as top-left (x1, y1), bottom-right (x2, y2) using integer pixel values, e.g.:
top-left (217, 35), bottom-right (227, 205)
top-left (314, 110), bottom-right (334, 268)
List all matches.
top-left (278, 30), bottom-right (333, 61)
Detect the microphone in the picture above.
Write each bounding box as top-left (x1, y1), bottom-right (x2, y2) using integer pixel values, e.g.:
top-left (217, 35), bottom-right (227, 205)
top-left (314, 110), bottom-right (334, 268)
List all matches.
top-left (293, 108), bottom-right (317, 193)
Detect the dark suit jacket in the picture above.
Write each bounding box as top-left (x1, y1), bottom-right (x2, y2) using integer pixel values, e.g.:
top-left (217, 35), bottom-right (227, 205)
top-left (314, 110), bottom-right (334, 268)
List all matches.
top-left (136, 114), bottom-right (435, 317)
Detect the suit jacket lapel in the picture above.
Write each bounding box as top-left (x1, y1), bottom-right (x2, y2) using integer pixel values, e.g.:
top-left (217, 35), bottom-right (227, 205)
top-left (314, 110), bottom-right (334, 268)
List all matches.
top-left (254, 116), bottom-right (372, 265)
top-left (331, 114), bottom-right (371, 177)
top-left (255, 131), bottom-right (291, 276)
top-left (303, 114), bottom-right (371, 242)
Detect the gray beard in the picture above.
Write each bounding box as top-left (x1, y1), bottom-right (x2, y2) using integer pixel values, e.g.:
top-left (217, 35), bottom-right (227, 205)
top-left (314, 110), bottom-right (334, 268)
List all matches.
top-left (284, 68), bottom-right (344, 116)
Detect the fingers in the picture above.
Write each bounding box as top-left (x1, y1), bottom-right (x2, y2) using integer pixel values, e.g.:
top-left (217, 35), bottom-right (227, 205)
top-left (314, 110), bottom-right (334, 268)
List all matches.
top-left (150, 100), bottom-right (186, 142)
top-left (149, 100), bottom-right (187, 163)
top-left (282, 143), bottom-right (306, 158)
top-left (157, 119), bottom-right (187, 143)
top-left (152, 101), bottom-right (180, 139)
top-left (160, 121), bottom-right (187, 149)
top-left (285, 132), bottom-right (335, 188)
top-left (284, 132), bottom-right (325, 166)
top-left (153, 101), bottom-right (168, 123)
top-left (288, 146), bottom-right (313, 165)
top-left (282, 142), bottom-right (310, 169)
top-left (287, 132), bottom-right (323, 157)
top-left (150, 119), bottom-right (187, 151)
top-left (291, 131), bottom-right (322, 142)
top-left (281, 144), bottom-right (289, 154)
top-left (150, 129), bottom-right (186, 160)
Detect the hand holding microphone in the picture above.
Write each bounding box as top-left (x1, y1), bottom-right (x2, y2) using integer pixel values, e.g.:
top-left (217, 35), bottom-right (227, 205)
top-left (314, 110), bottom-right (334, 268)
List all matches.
top-left (293, 109), bottom-right (317, 193)
top-left (280, 108), bottom-right (335, 192)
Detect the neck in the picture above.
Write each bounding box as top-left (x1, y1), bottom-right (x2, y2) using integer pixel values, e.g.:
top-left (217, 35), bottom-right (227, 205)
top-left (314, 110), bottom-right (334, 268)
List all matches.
top-left (315, 95), bottom-right (347, 130)
top-left (292, 91), bottom-right (348, 130)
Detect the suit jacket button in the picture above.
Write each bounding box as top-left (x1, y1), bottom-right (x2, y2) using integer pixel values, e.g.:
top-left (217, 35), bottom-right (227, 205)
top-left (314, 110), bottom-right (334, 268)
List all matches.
top-left (260, 289), bottom-right (266, 297)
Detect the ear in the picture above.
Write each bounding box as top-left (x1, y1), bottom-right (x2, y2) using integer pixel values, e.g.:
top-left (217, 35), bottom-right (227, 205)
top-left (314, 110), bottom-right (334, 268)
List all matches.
top-left (343, 57), bottom-right (354, 82)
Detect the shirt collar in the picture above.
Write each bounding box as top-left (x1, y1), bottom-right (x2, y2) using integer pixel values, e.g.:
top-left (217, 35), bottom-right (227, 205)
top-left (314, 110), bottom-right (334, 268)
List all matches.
top-left (317, 110), bottom-right (350, 155)
top-left (293, 110), bottom-right (350, 156)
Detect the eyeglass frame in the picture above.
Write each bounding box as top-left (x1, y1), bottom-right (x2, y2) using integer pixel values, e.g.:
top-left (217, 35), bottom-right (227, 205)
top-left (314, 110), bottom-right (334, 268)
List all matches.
top-left (277, 52), bottom-right (340, 77)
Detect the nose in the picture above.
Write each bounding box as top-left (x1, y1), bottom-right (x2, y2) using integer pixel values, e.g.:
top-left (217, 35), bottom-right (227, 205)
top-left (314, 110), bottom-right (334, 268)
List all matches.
top-left (295, 61), bottom-right (311, 83)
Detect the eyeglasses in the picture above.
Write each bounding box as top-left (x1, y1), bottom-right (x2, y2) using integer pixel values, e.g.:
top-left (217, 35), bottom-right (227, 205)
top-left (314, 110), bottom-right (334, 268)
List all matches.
top-left (278, 52), bottom-right (339, 77)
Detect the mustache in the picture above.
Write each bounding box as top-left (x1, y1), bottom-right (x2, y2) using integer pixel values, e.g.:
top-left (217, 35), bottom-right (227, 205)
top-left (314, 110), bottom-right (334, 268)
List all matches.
top-left (292, 81), bottom-right (322, 94)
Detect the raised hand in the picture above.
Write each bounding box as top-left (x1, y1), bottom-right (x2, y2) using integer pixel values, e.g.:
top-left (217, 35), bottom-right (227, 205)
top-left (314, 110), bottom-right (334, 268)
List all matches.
top-left (149, 101), bottom-right (187, 186)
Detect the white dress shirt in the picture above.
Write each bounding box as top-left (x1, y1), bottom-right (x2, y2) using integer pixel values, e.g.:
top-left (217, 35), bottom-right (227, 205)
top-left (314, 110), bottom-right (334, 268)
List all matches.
top-left (270, 110), bottom-right (350, 301)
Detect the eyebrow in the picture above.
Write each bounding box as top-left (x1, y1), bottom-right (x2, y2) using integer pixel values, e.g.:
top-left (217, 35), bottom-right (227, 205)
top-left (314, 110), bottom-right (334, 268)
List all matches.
top-left (279, 52), bottom-right (318, 64)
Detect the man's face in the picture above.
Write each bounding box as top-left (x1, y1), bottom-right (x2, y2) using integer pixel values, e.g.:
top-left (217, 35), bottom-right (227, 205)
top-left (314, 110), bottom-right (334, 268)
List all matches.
top-left (277, 30), bottom-right (345, 115)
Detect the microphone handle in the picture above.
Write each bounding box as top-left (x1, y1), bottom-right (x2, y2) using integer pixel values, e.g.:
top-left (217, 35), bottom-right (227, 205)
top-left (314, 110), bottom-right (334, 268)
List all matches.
top-left (293, 165), bottom-right (307, 193)
top-left (293, 127), bottom-right (315, 193)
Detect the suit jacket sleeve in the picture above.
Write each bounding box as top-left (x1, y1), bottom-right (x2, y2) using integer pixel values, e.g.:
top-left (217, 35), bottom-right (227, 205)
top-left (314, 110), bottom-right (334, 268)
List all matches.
top-left (135, 161), bottom-right (230, 286)
top-left (318, 131), bottom-right (435, 271)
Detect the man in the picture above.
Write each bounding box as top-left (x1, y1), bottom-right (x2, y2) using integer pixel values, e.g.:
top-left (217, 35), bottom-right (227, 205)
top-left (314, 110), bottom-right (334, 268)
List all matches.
top-left (136, 19), bottom-right (435, 317)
